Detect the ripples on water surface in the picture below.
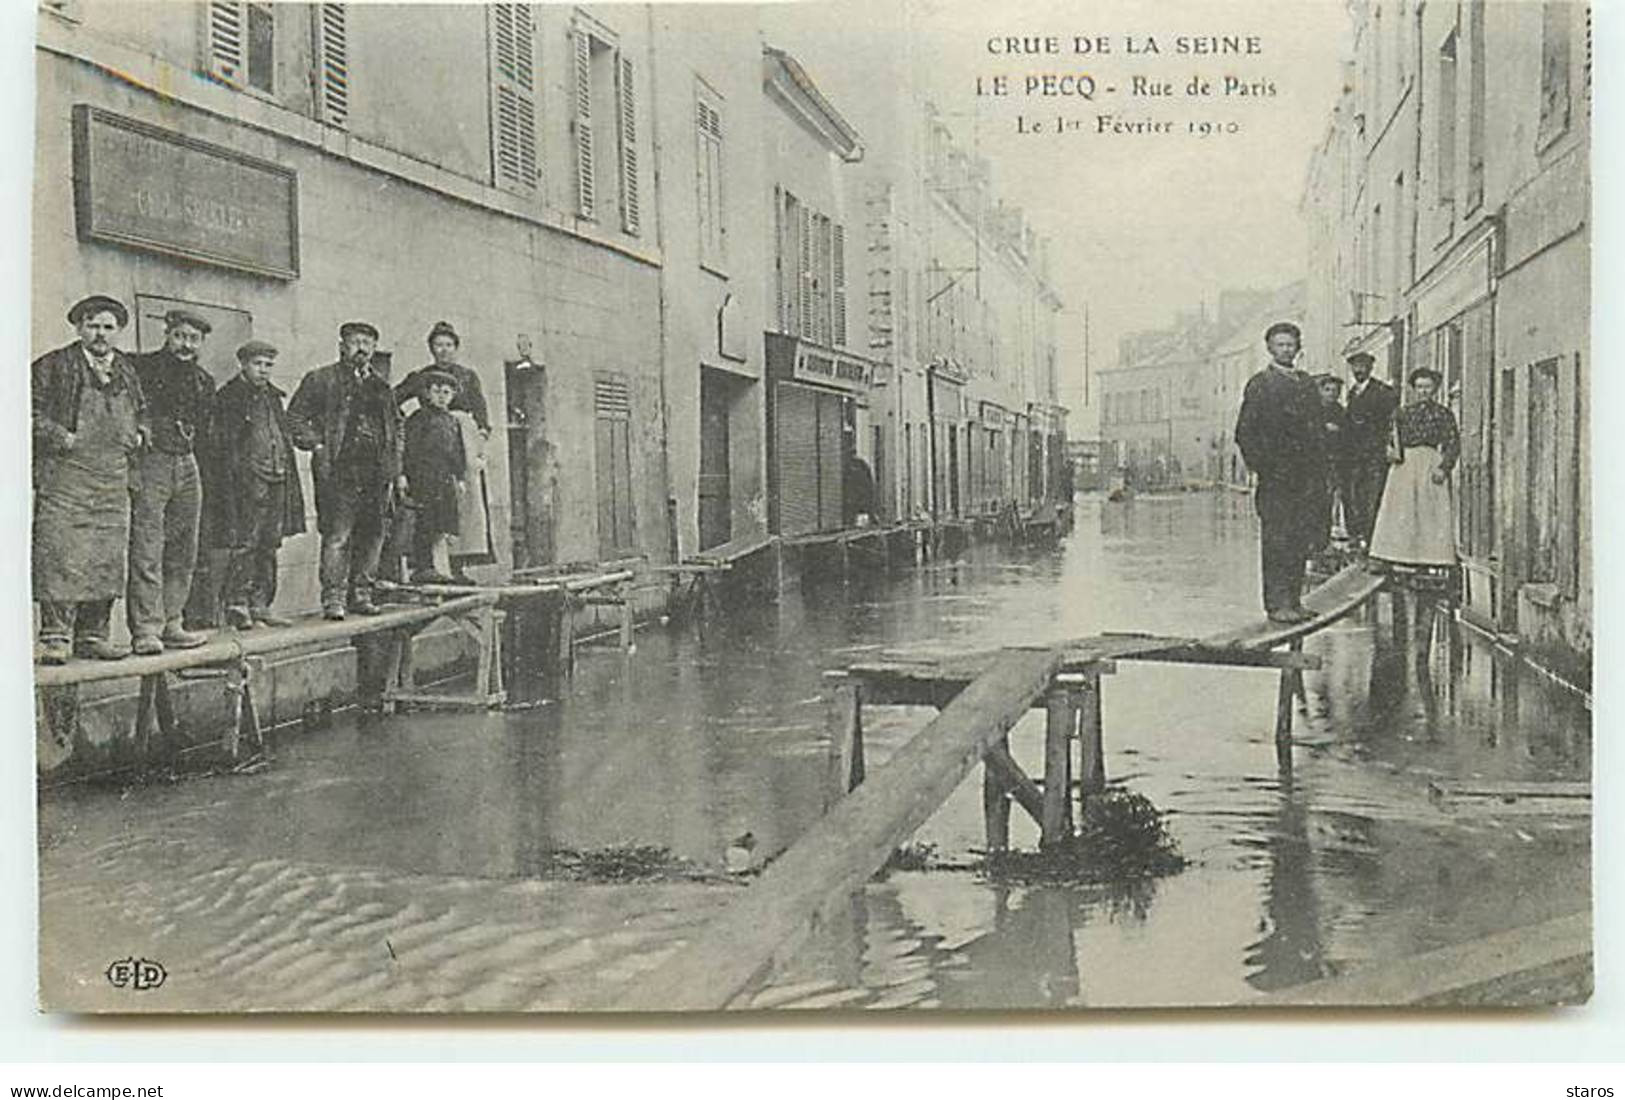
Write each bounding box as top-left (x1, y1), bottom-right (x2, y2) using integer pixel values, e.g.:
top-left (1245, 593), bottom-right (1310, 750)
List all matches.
top-left (40, 493), bottom-right (1590, 1010)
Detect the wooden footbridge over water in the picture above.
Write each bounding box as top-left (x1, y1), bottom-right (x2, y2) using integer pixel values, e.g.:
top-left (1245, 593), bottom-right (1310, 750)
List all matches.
top-left (600, 563), bottom-right (1389, 1012)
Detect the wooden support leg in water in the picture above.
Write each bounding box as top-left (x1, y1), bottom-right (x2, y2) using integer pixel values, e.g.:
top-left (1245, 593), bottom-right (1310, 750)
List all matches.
top-left (1274, 643), bottom-right (1298, 776)
top-left (823, 678), bottom-right (865, 809)
top-left (1042, 690), bottom-right (1077, 846)
top-left (1077, 672), bottom-right (1106, 807)
top-left (982, 733), bottom-right (1013, 853)
top-left (134, 672), bottom-right (178, 766)
top-left (223, 657), bottom-right (266, 761)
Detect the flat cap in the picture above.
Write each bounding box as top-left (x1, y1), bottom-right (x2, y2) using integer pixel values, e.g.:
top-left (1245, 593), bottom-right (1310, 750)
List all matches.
top-left (1408, 367), bottom-right (1443, 386)
top-left (1345, 351), bottom-right (1375, 366)
top-left (418, 367), bottom-right (460, 392)
top-left (426, 320), bottom-right (460, 345)
top-left (1263, 321), bottom-right (1301, 342)
top-left (236, 339), bottom-right (279, 362)
top-left (67, 295), bottom-right (128, 327)
top-left (339, 320), bottom-right (381, 341)
top-left (1311, 371), bottom-right (1344, 386)
top-left (163, 308), bottom-right (212, 335)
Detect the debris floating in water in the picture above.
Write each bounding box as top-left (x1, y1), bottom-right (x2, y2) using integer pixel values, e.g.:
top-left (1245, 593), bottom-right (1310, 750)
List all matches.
top-left (983, 790), bottom-right (1188, 885)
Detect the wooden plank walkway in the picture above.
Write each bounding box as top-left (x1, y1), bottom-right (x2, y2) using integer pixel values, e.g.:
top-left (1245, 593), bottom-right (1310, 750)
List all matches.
top-left (603, 648), bottom-right (1069, 1013)
top-left (607, 564), bottom-right (1391, 1012)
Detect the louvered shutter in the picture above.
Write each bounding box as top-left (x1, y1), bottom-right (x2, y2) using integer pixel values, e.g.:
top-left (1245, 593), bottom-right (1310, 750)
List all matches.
top-left (594, 375), bottom-right (633, 552)
top-left (773, 188), bottom-right (787, 331)
top-left (313, 3), bottom-right (349, 128)
top-left (573, 28), bottom-right (596, 220)
top-left (207, 1), bottom-right (246, 85)
top-left (832, 223), bottom-right (847, 348)
top-left (616, 53), bottom-right (640, 234)
top-left (491, 4), bottom-right (538, 191)
top-left (797, 205), bottom-right (812, 341)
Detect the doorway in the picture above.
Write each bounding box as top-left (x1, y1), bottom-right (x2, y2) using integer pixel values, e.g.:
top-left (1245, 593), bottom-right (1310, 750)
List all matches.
top-left (699, 369), bottom-right (733, 551)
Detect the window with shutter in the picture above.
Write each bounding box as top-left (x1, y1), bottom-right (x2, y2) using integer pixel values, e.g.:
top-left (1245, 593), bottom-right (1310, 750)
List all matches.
top-left (616, 53), bottom-right (640, 234)
top-left (206, 2), bottom-right (277, 93)
top-left (573, 27), bottom-right (596, 219)
top-left (696, 93), bottom-right (725, 267)
top-left (313, 3), bottom-right (349, 127)
top-left (490, 3), bottom-right (538, 191)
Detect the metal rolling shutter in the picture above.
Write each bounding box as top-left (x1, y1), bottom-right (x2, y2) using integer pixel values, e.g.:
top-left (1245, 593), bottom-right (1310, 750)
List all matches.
top-left (776, 384), bottom-right (819, 537)
top-left (817, 391), bottom-right (844, 531)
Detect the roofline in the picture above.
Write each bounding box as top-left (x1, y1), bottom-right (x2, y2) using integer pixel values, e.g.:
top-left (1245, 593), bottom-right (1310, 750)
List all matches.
top-left (763, 45), bottom-right (865, 162)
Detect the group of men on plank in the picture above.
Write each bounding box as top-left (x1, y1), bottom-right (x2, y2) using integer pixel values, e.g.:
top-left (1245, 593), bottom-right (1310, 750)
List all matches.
top-left (31, 295), bottom-right (491, 665)
top-left (1235, 322), bottom-right (1398, 624)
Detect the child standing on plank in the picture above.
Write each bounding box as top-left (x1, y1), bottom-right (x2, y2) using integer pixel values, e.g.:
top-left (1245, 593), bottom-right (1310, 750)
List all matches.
top-left (402, 369), bottom-right (466, 585)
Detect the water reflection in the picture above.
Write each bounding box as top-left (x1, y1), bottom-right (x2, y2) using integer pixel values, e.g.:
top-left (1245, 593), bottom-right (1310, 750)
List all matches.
top-left (38, 495), bottom-right (1591, 1009)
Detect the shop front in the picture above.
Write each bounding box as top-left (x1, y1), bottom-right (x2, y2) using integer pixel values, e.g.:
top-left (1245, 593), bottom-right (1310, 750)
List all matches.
top-left (765, 333), bottom-right (875, 536)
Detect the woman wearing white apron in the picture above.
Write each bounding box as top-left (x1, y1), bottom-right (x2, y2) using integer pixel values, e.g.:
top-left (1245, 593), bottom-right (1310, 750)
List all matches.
top-left (394, 321), bottom-right (497, 582)
top-left (1368, 367), bottom-right (1459, 570)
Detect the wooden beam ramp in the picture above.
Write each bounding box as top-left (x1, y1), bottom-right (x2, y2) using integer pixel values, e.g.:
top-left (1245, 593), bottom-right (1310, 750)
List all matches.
top-left (601, 564), bottom-right (1389, 1013)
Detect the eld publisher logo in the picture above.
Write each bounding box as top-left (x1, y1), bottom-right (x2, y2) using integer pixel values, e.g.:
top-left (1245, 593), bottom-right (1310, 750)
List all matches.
top-left (105, 957), bottom-right (166, 992)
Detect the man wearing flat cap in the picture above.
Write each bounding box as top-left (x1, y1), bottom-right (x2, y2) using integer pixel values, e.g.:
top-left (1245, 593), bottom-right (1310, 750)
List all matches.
top-left (205, 340), bottom-right (306, 630)
top-left (287, 321), bottom-right (404, 620)
top-left (31, 295), bottom-right (148, 663)
top-left (1233, 321), bottom-right (1327, 624)
top-left (1341, 350), bottom-right (1399, 547)
top-left (125, 308), bottom-right (216, 654)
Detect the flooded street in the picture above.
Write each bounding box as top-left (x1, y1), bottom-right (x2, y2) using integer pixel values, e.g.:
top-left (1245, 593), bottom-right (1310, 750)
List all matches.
top-left (39, 493), bottom-right (1591, 1011)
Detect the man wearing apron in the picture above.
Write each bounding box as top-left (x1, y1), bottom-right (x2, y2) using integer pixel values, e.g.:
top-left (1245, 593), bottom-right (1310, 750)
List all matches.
top-left (32, 295), bottom-right (148, 664)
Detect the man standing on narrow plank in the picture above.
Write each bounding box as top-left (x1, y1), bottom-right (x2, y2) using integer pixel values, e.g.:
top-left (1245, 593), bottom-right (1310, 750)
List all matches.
top-left (1341, 350), bottom-right (1399, 549)
top-left (32, 295), bottom-right (148, 664)
top-left (287, 321), bottom-right (405, 621)
top-left (126, 308), bottom-right (215, 655)
top-left (1234, 321), bottom-right (1326, 624)
top-left (207, 340), bottom-right (305, 630)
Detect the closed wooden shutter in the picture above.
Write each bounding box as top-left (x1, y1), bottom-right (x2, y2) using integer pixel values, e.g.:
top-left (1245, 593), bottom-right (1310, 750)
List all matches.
top-left (616, 53), bottom-right (640, 234)
top-left (832, 223), bottom-right (847, 348)
top-left (313, 3), bottom-right (349, 127)
top-left (594, 375), bottom-right (633, 554)
top-left (573, 28), bottom-right (596, 220)
top-left (775, 384), bottom-right (819, 537)
top-left (797, 205), bottom-right (813, 341)
top-left (206, 2), bottom-right (246, 85)
top-left (773, 188), bottom-right (787, 331)
top-left (491, 4), bottom-right (538, 191)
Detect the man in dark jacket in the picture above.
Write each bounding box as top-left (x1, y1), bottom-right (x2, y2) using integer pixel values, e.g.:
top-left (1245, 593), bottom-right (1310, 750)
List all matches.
top-left (126, 309), bottom-right (215, 655)
top-left (1234, 321), bottom-right (1325, 623)
top-left (208, 340), bottom-right (307, 629)
top-left (1341, 350), bottom-right (1400, 547)
top-left (287, 322), bottom-right (405, 620)
top-left (32, 295), bottom-right (148, 663)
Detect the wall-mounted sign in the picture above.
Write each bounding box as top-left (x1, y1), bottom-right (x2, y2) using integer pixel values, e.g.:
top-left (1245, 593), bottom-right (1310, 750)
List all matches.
top-left (766, 332), bottom-right (873, 393)
top-left (72, 105), bottom-right (300, 279)
top-left (980, 401), bottom-right (1011, 429)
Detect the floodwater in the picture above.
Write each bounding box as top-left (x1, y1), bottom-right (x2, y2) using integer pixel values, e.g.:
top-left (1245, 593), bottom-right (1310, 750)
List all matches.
top-left (38, 493), bottom-right (1591, 1011)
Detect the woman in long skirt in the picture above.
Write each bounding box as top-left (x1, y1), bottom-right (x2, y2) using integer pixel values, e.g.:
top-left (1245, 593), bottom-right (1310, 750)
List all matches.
top-left (1368, 367), bottom-right (1459, 569)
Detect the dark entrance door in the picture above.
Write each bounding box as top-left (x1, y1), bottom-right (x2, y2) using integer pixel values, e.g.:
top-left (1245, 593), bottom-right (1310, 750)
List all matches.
top-left (699, 370), bottom-right (732, 552)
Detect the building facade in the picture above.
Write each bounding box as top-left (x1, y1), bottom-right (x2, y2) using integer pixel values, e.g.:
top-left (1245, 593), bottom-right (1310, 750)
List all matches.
top-left (1301, 0), bottom-right (1590, 685)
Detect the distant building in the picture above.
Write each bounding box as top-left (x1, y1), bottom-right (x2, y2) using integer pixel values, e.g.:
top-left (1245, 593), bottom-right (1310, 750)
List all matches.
top-left (1097, 287), bottom-right (1299, 492)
